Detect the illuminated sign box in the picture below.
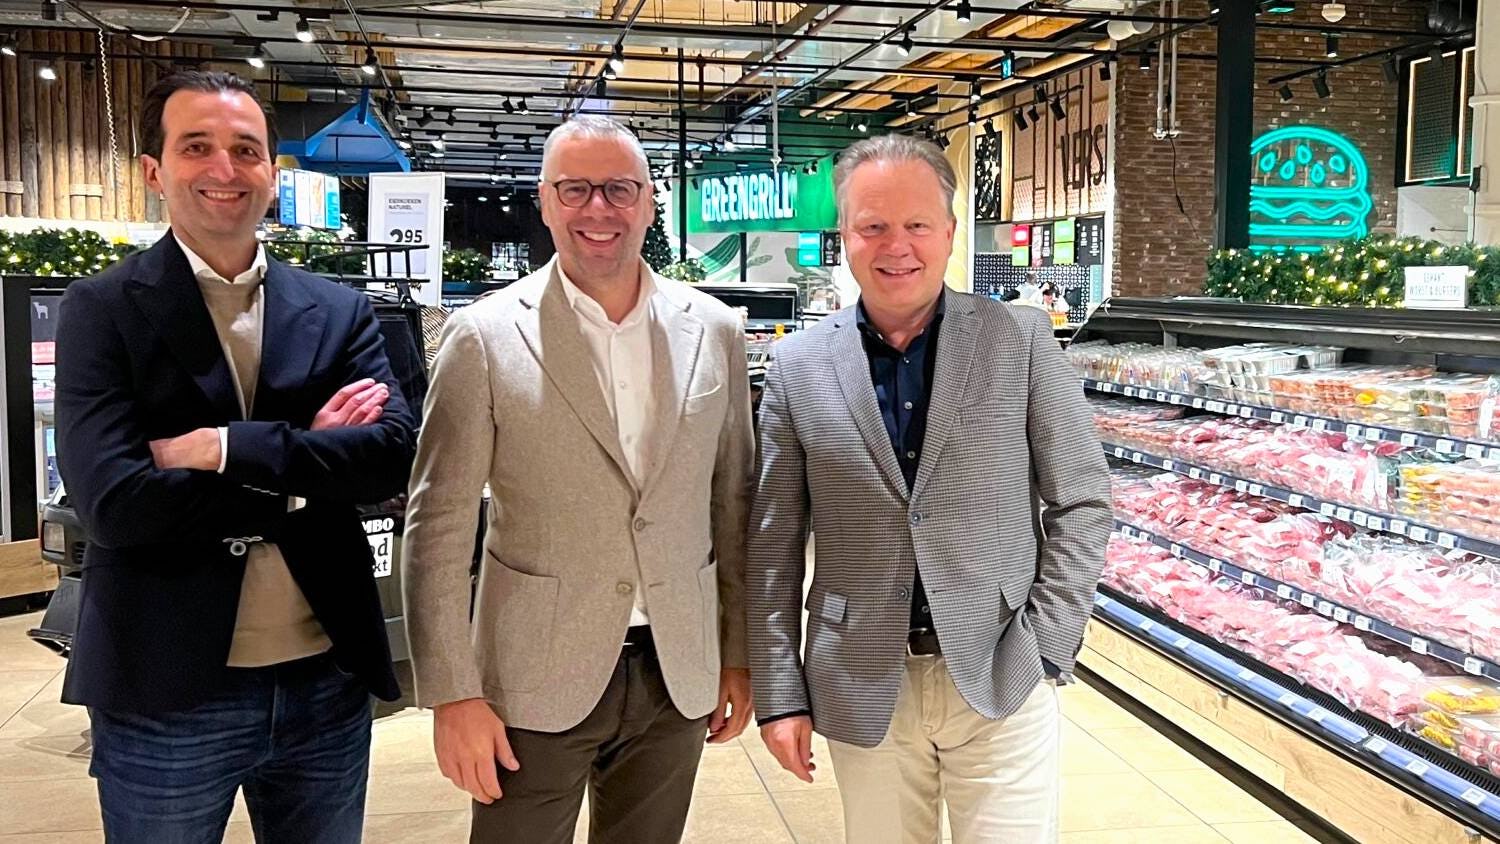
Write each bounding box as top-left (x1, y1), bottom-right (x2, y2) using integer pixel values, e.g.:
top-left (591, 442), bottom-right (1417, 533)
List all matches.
top-left (686, 162), bottom-right (837, 234)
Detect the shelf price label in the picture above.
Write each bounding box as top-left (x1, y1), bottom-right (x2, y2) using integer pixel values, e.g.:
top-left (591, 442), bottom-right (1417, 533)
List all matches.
top-left (1461, 787), bottom-right (1487, 807)
top-left (1347, 425), bottom-right (1363, 438)
top-left (1234, 480), bottom-right (1249, 493)
top-left (1113, 447), bottom-right (1126, 458)
top-left (1248, 484), bottom-right (1264, 497)
top-left (1466, 444), bottom-right (1487, 459)
top-left (1131, 452), bottom-right (1143, 463)
top-left (1208, 473), bottom-right (1223, 485)
top-left (1411, 637), bottom-right (1430, 655)
top-left (1409, 526), bottom-right (1431, 542)
top-left (1354, 616), bottom-right (1372, 631)
top-left (1389, 519), bottom-right (1408, 535)
top-left (1123, 386), bottom-right (1137, 397)
top-left (1155, 391), bottom-right (1168, 403)
top-left (1208, 559), bottom-right (1224, 573)
top-left (1276, 585), bottom-right (1293, 599)
top-left (1319, 503), bottom-right (1336, 517)
top-left (1271, 411), bottom-right (1286, 423)
top-left (1239, 406), bottom-right (1255, 418)
top-left (1437, 533), bottom-right (1457, 549)
top-left (1299, 593), bottom-right (1317, 609)
top-left (1332, 607), bottom-right (1351, 623)
top-left (1365, 737), bottom-right (1388, 753)
top-left (1192, 398), bottom-right (1206, 409)
top-left (1367, 517), bottom-right (1386, 531)
top-left (1173, 637), bottom-right (1190, 649)
top-left (1169, 544), bottom-right (1183, 557)
top-left (1335, 507), bottom-right (1353, 521)
top-left (1352, 512), bottom-right (1369, 527)
top-left (1207, 401), bottom-right (1225, 413)
top-left (1098, 383), bottom-right (1113, 393)
top-left (1400, 433), bottom-right (1419, 447)
top-left (1309, 708), bottom-right (1328, 723)
top-left (1288, 494), bottom-right (1306, 508)
top-left (1138, 619), bottom-right (1154, 631)
top-left (1162, 459), bottom-right (1176, 471)
top-left (1437, 440), bottom-right (1456, 454)
top-left (1465, 657), bottom-right (1485, 676)
top-left (1241, 571), bottom-right (1257, 585)
top-left (1226, 404), bottom-right (1240, 415)
top-left (1188, 467), bottom-right (1203, 479)
top-left (1277, 692), bottom-right (1298, 707)
top-left (1405, 759), bottom-right (1431, 776)
top-left (1316, 601), bottom-right (1334, 616)
top-left (1312, 418), bottom-right (1330, 431)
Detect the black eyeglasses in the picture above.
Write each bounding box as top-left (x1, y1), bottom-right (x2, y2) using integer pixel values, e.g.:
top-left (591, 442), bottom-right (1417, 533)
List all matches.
top-left (547, 178), bottom-right (646, 209)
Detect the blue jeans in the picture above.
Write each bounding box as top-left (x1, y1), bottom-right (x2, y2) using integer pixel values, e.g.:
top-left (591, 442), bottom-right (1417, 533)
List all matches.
top-left (88, 652), bottom-right (373, 844)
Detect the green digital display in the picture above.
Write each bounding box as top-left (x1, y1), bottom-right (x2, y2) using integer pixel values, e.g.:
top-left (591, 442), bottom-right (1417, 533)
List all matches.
top-left (1249, 126), bottom-right (1372, 253)
top-left (797, 232), bottom-right (821, 266)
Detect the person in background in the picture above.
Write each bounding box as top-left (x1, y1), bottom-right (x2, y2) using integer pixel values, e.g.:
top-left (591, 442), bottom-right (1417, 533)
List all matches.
top-left (402, 114), bottom-right (755, 843)
top-left (745, 133), bottom-right (1112, 843)
top-left (54, 70), bottom-right (417, 843)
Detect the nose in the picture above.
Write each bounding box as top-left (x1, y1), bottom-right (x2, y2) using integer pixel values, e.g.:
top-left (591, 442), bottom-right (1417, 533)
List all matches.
top-left (584, 185), bottom-right (614, 212)
top-left (204, 147), bottom-right (236, 181)
top-left (880, 230), bottom-right (914, 257)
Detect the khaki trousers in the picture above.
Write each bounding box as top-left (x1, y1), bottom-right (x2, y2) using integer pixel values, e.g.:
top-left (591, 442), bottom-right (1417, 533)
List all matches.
top-left (826, 657), bottom-right (1060, 844)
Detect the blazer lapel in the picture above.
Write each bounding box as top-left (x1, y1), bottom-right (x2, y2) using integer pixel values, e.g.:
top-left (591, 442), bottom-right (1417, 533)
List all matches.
top-left (830, 309), bottom-right (910, 501)
top-left (640, 284), bottom-right (705, 493)
top-left (911, 287), bottom-right (977, 501)
top-left (514, 264), bottom-right (632, 482)
top-left (124, 234), bottom-right (241, 422)
top-left (256, 259), bottom-right (326, 418)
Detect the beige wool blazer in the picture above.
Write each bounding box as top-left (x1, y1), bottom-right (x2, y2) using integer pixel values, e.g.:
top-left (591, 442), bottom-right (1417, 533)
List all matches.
top-left (402, 257), bottom-right (754, 732)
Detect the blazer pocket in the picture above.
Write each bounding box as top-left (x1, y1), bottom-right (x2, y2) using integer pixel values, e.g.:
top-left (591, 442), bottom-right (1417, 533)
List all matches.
top-left (698, 562), bottom-right (720, 673)
top-left (960, 398), bottom-right (1022, 423)
top-left (485, 554), bottom-right (560, 693)
top-left (684, 382), bottom-right (724, 415)
top-left (805, 590), bottom-right (847, 624)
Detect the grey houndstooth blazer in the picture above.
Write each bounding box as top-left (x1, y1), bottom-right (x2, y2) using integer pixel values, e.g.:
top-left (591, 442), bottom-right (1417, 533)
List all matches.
top-left (745, 286), bottom-right (1112, 748)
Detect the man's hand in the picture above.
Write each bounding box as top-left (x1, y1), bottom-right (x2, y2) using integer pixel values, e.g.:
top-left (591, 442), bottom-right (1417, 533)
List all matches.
top-left (760, 715), bottom-right (816, 783)
top-left (433, 698), bottom-right (520, 804)
top-left (149, 428), bottom-right (221, 471)
top-left (707, 668), bottom-right (753, 744)
top-left (312, 378), bottom-right (389, 431)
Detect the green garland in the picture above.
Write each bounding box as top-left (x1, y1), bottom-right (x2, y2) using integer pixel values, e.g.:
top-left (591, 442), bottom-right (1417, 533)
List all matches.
top-left (0, 228), bottom-right (140, 276)
top-left (263, 226), bottom-right (367, 276)
top-left (1205, 235), bottom-right (1500, 307)
top-left (661, 258), bottom-right (706, 284)
top-left (443, 248), bottom-right (490, 284)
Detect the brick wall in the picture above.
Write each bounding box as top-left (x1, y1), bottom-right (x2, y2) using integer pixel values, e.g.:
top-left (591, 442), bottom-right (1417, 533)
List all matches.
top-left (1112, 0), bottom-right (1426, 296)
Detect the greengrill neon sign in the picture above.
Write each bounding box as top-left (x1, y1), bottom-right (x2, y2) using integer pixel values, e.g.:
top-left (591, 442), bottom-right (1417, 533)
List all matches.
top-left (685, 162), bottom-right (837, 234)
top-left (1249, 126), bottom-right (1372, 253)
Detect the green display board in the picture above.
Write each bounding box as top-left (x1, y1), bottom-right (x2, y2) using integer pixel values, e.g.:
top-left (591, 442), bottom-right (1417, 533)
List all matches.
top-left (685, 162), bottom-right (838, 234)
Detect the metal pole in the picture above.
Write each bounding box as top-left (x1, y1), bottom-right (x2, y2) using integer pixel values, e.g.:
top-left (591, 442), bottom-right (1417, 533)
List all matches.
top-left (1213, 0), bottom-right (1255, 249)
top-left (678, 48), bottom-right (689, 263)
top-left (1473, 0), bottom-right (1499, 245)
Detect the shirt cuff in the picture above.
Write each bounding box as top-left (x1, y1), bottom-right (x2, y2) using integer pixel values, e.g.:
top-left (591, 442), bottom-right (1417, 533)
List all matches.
top-left (756, 709), bottom-right (811, 728)
top-left (216, 427), bottom-right (229, 474)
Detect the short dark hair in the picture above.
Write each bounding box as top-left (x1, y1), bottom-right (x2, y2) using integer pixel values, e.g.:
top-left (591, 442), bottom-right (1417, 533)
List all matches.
top-left (140, 71), bottom-right (278, 160)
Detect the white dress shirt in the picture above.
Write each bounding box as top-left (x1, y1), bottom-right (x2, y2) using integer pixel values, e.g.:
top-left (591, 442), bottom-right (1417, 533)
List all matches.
top-left (559, 262), bottom-right (656, 627)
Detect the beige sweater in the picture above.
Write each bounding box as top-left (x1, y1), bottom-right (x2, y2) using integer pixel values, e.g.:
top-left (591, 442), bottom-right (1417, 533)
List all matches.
top-left (194, 261), bottom-right (331, 667)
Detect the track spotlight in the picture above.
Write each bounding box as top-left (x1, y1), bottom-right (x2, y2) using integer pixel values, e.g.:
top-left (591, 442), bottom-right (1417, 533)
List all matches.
top-left (1, 33), bottom-right (18, 58)
top-left (1050, 96), bottom-right (1066, 121)
top-left (396, 138), bottom-right (412, 150)
top-left (360, 47), bottom-right (378, 76)
top-left (955, 0), bottom-right (972, 22)
top-left (1013, 108), bottom-right (1028, 131)
top-left (1382, 56), bottom-right (1399, 84)
top-left (855, 117), bottom-right (869, 133)
top-left (246, 43), bottom-right (266, 69)
top-left (1139, 51), bottom-right (1152, 70)
top-left (431, 137), bottom-right (445, 151)
top-left (905, 97), bottom-right (916, 116)
top-left (986, 118), bottom-right (998, 136)
top-left (970, 82), bottom-right (981, 103)
top-left (608, 43), bottom-right (626, 75)
top-left (418, 108), bottom-right (434, 128)
top-left (1033, 83), bottom-right (1047, 102)
top-left (1324, 33), bottom-right (1338, 58)
top-left (1278, 83), bottom-right (1293, 101)
top-left (1313, 70), bottom-right (1331, 98)
top-left (1026, 102), bottom-right (1040, 123)
top-left (967, 107), bottom-right (978, 124)
top-left (518, 98), bottom-right (530, 115)
top-left (1099, 61), bottom-right (1112, 81)
top-left (1428, 46), bottom-right (1446, 64)
top-left (37, 62), bottom-right (56, 81)
top-left (502, 98), bottom-right (515, 114)
top-left (896, 27), bottom-right (913, 57)
top-left (295, 17), bottom-right (315, 43)
top-left (603, 63), bottom-right (618, 80)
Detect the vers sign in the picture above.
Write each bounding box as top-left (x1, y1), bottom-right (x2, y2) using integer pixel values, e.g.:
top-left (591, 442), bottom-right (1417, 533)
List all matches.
top-left (686, 163), bottom-right (837, 234)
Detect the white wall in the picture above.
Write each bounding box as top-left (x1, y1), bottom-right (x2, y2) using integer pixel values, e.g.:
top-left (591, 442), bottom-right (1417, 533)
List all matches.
top-left (1397, 186), bottom-right (1472, 245)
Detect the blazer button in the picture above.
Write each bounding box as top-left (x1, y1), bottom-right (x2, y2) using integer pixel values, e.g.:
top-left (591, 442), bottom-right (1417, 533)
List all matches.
top-left (228, 540), bottom-right (248, 557)
top-left (617, 582), bottom-right (634, 595)
top-left (910, 513), bottom-right (923, 525)
top-left (898, 588), bottom-right (911, 600)
top-left (633, 517), bottom-right (647, 532)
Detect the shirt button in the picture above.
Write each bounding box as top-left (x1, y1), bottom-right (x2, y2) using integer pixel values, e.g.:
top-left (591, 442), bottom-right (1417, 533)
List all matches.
top-left (904, 401), bottom-right (913, 410)
top-left (910, 513), bottom-right (923, 525)
top-left (618, 380), bottom-right (628, 389)
top-left (617, 582), bottom-right (634, 595)
top-left (899, 588), bottom-right (911, 600)
top-left (902, 357), bottom-right (910, 365)
top-left (633, 517), bottom-right (647, 532)
top-left (906, 450), bottom-right (916, 459)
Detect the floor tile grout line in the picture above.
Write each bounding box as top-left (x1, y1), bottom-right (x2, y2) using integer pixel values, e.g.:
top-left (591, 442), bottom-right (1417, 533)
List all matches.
top-left (0, 667), bottom-right (64, 733)
top-left (737, 737), bottom-right (807, 843)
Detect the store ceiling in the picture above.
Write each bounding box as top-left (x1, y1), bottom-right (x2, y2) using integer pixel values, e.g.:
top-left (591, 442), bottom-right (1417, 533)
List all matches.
top-left (0, 0), bottom-right (1471, 181)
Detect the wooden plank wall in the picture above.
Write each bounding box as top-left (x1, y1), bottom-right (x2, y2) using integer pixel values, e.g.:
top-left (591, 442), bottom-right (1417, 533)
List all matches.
top-left (0, 30), bottom-right (214, 223)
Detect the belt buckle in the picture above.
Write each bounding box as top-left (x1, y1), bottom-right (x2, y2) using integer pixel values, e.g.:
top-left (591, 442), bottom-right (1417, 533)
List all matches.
top-left (906, 627), bottom-right (932, 657)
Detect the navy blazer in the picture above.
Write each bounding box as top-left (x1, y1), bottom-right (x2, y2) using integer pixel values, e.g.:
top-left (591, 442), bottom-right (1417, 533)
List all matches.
top-left (54, 233), bottom-right (417, 713)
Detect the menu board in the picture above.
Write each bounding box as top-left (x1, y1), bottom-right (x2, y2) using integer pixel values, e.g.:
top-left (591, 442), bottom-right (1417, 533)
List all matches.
top-left (1076, 215), bottom-right (1106, 267)
top-left (1033, 223), bottom-right (1055, 267)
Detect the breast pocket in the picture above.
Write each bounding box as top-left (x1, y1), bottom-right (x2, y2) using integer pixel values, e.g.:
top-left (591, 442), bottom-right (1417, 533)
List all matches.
top-left (684, 382), bottom-right (725, 416)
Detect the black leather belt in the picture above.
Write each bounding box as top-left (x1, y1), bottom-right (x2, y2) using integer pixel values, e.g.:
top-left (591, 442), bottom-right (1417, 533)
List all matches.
top-left (907, 628), bottom-right (942, 656)
top-left (623, 625), bottom-right (654, 648)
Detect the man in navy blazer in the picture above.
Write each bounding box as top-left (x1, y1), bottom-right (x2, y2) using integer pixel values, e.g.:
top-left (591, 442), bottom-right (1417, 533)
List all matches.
top-left (54, 71), bottom-right (416, 843)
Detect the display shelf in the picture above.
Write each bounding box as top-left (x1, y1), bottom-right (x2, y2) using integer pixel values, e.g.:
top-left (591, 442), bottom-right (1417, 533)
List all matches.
top-left (1089, 590), bottom-right (1500, 839)
top-left (1100, 440), bottom-right (1500, 561)
top-left (1110, 519), bottom-right (1500, 682)
top-left (1083, 377), bottom-right (1500, 461)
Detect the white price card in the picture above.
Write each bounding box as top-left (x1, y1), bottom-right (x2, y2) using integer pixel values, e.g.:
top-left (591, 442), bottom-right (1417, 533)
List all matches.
top-left (1410, 526), bottom-right (1430, 542)
top-left (1320, 503), bottom-right (1336, 516)
top-left (1355, 616), bottom-right (1372, 631)
top-left (1333, 607), bottom-right (1351, 623)
top-left (1365, 428), bottom-right (1383, 441)
top-left (1309, 708), bottom-right (1328, 723)
top-left (1465, 657), bottom-right (1485, 676)
top-left (1123, 387), bottom-right (1137, 397)
top-left (1353, 512), bottom-right (1369, 527)
top-left (1277, 692), bottom-right (1298, 706)
top-left (1466, 444), bottom-right (1487, 459)
top-left (1189, 467), bottom-right (1203, 479)
top-left (1170, 544), bottom-right (1183, 557)
top-left (1113, 447), bottom-right (1126, 458)
top-left (1347, 424), bottom-right (1363, 438)
top-left (1437, 440), bottom-right (1456, 454)
top-left (1138, 619), bottom-right (1154, 631)
top-left (1207, 401), bottom-right (1224, 412)
top-left (1208, 559), bottom-right (1224, 572)
top-left (1173, 637), bottom-right (1190, 649)
top-left (1099, 383), bottom-right (1113, 392)
top-left (1437, 533), bottom-right (1457, 549)
top-left (1411, 637), bottom-right (1430, 655)
top-left (1313, 418), bottom-right (1330, 431)
top-left (1163, 459), bottom-right (1176, 471)
top-left (1209, 473), bottom-right (1223, 485)
top-left (1226, 404), bottom-right (1240, 415)
top-left (1461, 788), bottom-right (1487, 807)
top-left (1249, 484), bottom-right (1265, 496)
top-left (1365, 737), bottom-right (1388, 753)
top-left (1300, 593), bottom-right (1317, 608)
top-left (1131, 452), bottom-right (1143, 463)
top-left (1155, 391), bottom-right (1168, 402)
top-left (1241, 571), bottom-right (1257, 585)
top-left (1293, 416), bottom-right (1309, 428)
top-left (1368, 517), bottom-right (1386, 531)
top-left (1240, 406), bottom-right (1256, 418)
top-left (1489, 447), bottom-right (1500, 461)
top-left (1288, 494), bottom-right (1306, 508)
top-left (1234, 480), bottom-right (1249, 493)
top-left (1277, 585), bottom-right (1293, 599)
top-left (1406, 759), bottom-right (1430, 776)
top-left (1192, 398), bottom-right (1205, 409)
top-left (1238, 668), bottom-right (1257, 681)
top-left (1316, 601), bottom-right (1334, 615)
top-left (1271, 412), bottom-right (1285, 423)
top-left (1389, 519), bottom-right (1408, 534)
top-left (1335, 507), bottom-right (1353, 521)
top-left (1400, 433), bottom-right (1418, 447)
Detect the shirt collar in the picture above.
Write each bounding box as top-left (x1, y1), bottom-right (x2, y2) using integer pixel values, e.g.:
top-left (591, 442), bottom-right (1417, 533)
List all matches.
top-left (855, 288), bottom-right (947, 341)
top-left (558, 259), bottom-right (656, 330)
top-left (175, 234), bottom-right (268, 286)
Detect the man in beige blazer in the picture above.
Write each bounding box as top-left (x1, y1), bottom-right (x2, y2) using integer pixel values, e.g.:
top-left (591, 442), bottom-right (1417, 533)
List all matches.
top-left (402, 115), bottom-right (755, 843)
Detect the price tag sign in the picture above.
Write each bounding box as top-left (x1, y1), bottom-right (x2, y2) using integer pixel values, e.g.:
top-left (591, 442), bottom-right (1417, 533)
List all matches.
top-left (1300, 593), bottom-right (1318, 609)
top-left (1320, 503), bottom-right (1336, 516)
top-left (1226, 404), bottom-right (1240, 415)
top-left (1461, 787), bottom-right (1487, 807)
top-left (1113, 447), bottom-right (1126, 458)
top-left (1400, 433), bottom-right (1418, 447)
top-left (1288, 494), bottom-right (1306, 508)
top-left (1138, 619), bottom-right (1154, 631)
top-left (1131, 452), bottom-right (1143, 463)
top-left (1437, 440), bottom-right (1456, 454)
top-left (1209, 473), bottom-right (1223, 485)
top-left (1173, 637), bottom-right (1190, 649)
top-left (1464, 657), bottom-right (1485, 675)
top-left (1123, 386), bottom-right (1137, 397)
top-left (1316, 601), bottom-right (1334, 616)
top-left (1309, 708), bottom-right (1328, 723)
top-left (1333, 607), bottom-right (1351, 623)
top-left (1355, 616), bottom-right (1372, 631)
top-left (1367, 517), bottom-right (1386, 531)
top-left (1313, 418), bottom-right (1330, 431)
top-left (1352, 512), bottom-right (1369, 527)
top-left (1410, 526), bottom-right (1430, 542)
top-left (1437, 533), bottom-right (1457, 549)
top-left (1411, 637), bottom-right (1429, 655)
top-left (1099, 383), bottom-right (1113, 393)
top-left (1207, 401), bottom-right (1225, 413)
top-left (1208, 559), bottom-right (1224, 573)
top-left (1249, 484), bottom-right (1264, 497)
top-left (1293, 416), bottom-right (1309, 428)
top-left (1347, 424), bottom-right (1363, 438)
top-left (1466, 443), bottom-right (1487, 459)
top-left (1335, 507), bottom-right (1353, 521)
top-left (1277, 585), bottom-right (1293, 599)
top-left (1406, 759), bottom-right (1431, 776)
top-left (1170, 544), bottom-right (1183, 557)
top-left (1192, 398), bottom-right (1206, 409)
top-left (1234, 480), bottom-right (1249, 493)
top-left (1271, 411), bottom-right (1286, 423)
top-left (1489, 447), bottom-right (1500, 461)
top-left (1189, 467), bottom-right (1203, 479)
top-left (1163, 459), bottom-right (1176, 471)
top-left (1389, 519), bottom-right (1408, 535)
top-left (1241, 571), bottom-right (1257, 585)
top-left (1239, 406), bottom-right (1255, 418)
top-left (1155, 391), bottom-right (1168, 403)
top-left (1277, 692), bottom-right (1298, 706)
top-left (1364, 428), bottom-right (1383, 442)
top-left (1365, 737), bottom-right (1388, 753)
top-left (1237, 668), bottom-right (1256, 681)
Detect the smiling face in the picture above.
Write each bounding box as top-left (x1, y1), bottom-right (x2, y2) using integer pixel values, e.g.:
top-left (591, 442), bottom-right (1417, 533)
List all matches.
top-left (840, 158), bottom-right (955, 316)
top-left (539, 133), bottom-right (653, 284)
top-left (141, 88), bottom-right (277, 255)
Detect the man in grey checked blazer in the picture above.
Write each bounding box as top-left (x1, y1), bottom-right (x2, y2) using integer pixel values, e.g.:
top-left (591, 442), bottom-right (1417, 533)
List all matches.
top-left (746, 134), bottom-right (1112, 843)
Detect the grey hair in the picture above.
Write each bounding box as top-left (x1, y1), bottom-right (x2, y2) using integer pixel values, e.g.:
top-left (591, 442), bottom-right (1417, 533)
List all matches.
top-left (540, 116), bottom-right (650, 181)
top-left (833, 133), bottom-right (957, 221)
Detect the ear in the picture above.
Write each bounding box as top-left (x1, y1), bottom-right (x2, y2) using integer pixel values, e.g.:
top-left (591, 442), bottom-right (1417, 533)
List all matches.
top-left (141, 154), bottom-right (163, 197)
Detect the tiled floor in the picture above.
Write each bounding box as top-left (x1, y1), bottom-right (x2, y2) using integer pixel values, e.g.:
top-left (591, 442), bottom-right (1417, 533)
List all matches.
top-left (0, 609), bottom-right (1328, 843)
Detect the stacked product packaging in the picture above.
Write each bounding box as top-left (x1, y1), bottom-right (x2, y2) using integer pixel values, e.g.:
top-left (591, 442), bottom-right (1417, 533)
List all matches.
top-left (1078, 340), bottom-right (1500, 776)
